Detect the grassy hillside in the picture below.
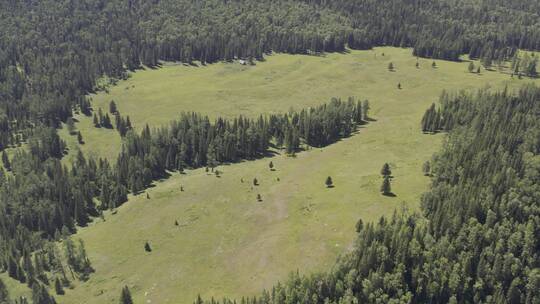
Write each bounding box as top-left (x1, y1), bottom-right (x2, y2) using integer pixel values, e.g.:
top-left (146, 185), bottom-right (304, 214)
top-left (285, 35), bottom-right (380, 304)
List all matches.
top-left (50, 47), bottom-right (538, 304)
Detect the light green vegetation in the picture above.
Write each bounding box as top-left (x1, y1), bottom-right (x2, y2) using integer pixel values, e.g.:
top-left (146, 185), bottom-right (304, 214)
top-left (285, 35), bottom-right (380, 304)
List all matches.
top-left (50, 47), bottom-right (538, 303)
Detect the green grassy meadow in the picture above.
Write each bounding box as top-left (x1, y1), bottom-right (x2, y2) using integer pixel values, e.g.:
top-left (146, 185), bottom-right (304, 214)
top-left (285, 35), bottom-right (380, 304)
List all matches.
top-left (46, 47), bottom-right (539, 304)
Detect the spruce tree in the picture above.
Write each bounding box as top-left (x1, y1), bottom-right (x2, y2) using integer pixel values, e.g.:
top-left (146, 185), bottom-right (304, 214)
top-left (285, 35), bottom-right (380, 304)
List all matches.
top-left (54, 277), bottom-right (64, 295)
top-left (381, 163), bottom-right (392, 177)
top-left (253, 178), bottom-right (258, 186)
top-left (120, 286), bottom-right (134, 304)
top-left (66, 117), bottom-right (76, 135)
top-left (144, 242), bottom-right (152, 252)
top-left (432, 61), bottom-right (437, 68)
top-left (269, 161), bottom-right (274, 171)
top-left (257, 194), bottom-right (262, 201)
top-left (325, 176), bottom-right (333, 188)
top-left (77, 131), bottom-right (84, 144)
top-left (388, 62), bottom-right (394, 71)
top-left (468, 62), bottom-right (475, 73)
top-left (422, 161), bottom-right (431, 176)
top-left (109, 100), bottom-right (117, 114)
top-left (93, 113), bottom-right (100, 127)
top-left (380, 176), bottom-right (392, 195)
top-left (2, 151), bottom-right (10, 171)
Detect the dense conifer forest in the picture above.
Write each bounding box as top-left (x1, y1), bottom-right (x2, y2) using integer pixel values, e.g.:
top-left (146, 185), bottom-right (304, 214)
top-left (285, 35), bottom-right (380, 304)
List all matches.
top-left (195, 85), bottom-right (540, 304)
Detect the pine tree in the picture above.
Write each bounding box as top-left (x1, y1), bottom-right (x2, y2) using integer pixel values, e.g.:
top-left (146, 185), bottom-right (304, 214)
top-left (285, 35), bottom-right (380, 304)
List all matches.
top-left (109, 100), bottom-right (117, 114)
top-left (77, 131), bottom-right (84, 144)
top-left (257, 194), bottom-right (262, 202)
top-left (93, 113), bottom-right (100, 127)
top-left (66, 117), bottom-right (76, 135)
top-left (422, 161), bottom-right (431, 176)
top-left (120, 286), bottom-right (134, 304)
top-left (388, 62), bottom-right (394, 71)
top-left (0, 278), bottom-right (9, 303)
top-left (325, 176), bottom-right (333, 188)
top-left (144, 242), bottom-right (152, 252)
top-left (415, 62), bottom-right (419, 68)
top-left (54, 277), bottom-right (64, 295)
top-left (380, 176), bottom-right (392, 195)
top-left (432, 61), bottom-right (437, 68)
top-left (381, 163), bottom-right (392, 177)
top-left (397, 83), bottom-right (401, 89)
top-left (269, 161), bottom-right (274, 171)
top-left (362, 100), bottom-right (370, 120)
top-left (253, 178), bottom-right (258, 186)
top-left (2, 151), bottom-right (10, 171)
top-left (468, 62), bottom-right (475, 73)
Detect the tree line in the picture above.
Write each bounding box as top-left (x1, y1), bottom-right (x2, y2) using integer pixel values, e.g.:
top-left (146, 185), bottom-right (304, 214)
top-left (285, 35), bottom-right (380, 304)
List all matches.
top-left (195, 85), bottom-right (540, 304)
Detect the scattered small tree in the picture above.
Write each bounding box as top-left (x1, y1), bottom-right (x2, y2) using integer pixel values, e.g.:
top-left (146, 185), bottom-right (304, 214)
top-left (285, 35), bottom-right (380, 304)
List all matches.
top-left (257, 194), bottom-right (262, 202)
top-left (468, 62), bottom-right (475, 73)
top-left (380, 176), bottom-right (392, 195)
top-left (120, 286), bottom-right (134, 304)
top-left (93, 114), bottom-right (99, 127)
top-left (77, 131), bottom-right (84, 144)
top-left (325, 176), bottom-right (333, 188)
top-left (476, 66), bottom-right (481, 74)
top-left (109, 100), bottom-right (117, 114)
top-left (175, 220), bottom-right (179, 226)
top-left (415, 62), bottom-right (419, 68)
top-left (355, 219), bottom-right (363, 233)
top-left (144, 242), bottom-right (152, 252)
top-left (253, 178), bottom-right (258, 186)
top-left (432, 61), bottom-right (437, 68)
top-left (397, 83), bottom-right (401, 89)
top-left (269, 161), bottom-right (274, 171)
top-left (381, 163), bottom-right (392, 177)
top-left (388, 62), bottom-right (394, 71)
top-left (422, 161), bottom-right (431, 176)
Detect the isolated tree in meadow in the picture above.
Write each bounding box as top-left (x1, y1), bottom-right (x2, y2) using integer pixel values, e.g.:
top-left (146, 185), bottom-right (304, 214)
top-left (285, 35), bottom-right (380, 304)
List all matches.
top-left (253, 178), bottom-right (258, 186)
top-left (325, 176), bottom-right (333, 188)
top-left (144, 242), bottom-right (152, 252)
top-left (66, 117), bottom-right (76, 135)
top-left (175, 220), bottom-right (179, 226)
top-left (257, 194), bottom-right (262, 202)
top-left (54, 277), bottom-right (64, 295)
top-left (415, 62), bottom-right (419, 68)
top-left (2, 151), bottom-right (10, 171)
top-left (77, 131), bottom-right (84, 144)
top-left (388, 62), bottom-right (394, 71)
top-left (432, 61), bottom-right (437, 68)
top-left (397, 83), bottom-right (401, 89)
top-left (120, 286), bottom-right (133, 304)
top-left (477, 66), bottom-right (481, 74)
top-left (380, 176), bottom-right (392, 195)
top-left (381, 163), bottom-right (392, 177)
top-left (109, 100), bottom-right (117, 114)
top-left (269, 161), bottom-right (274, 171)
top-left (422, 161), bottom-right (431, 176)
top-left (468, 62), bottom-right (475, 73)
